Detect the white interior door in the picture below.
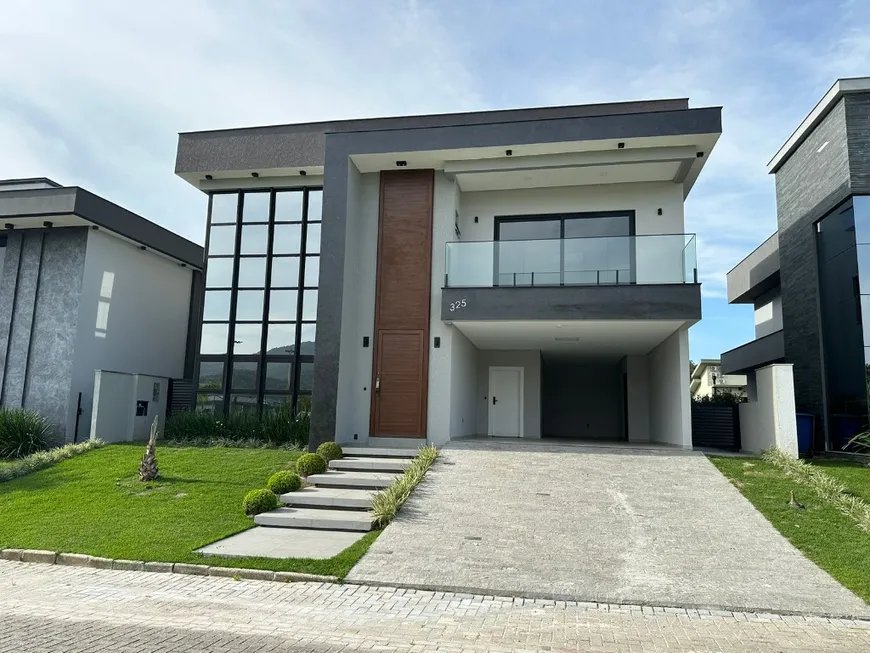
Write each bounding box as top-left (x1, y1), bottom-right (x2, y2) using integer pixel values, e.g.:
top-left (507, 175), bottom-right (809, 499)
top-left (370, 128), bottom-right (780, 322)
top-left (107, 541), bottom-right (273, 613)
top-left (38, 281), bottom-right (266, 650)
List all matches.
top-left (488, 367), bottom-right (523, 437)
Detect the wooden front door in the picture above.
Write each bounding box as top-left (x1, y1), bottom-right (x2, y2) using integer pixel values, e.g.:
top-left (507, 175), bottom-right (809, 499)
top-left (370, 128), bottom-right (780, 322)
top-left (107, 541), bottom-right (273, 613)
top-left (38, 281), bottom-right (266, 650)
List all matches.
top-left (370, 170), bottom-right (434, 438)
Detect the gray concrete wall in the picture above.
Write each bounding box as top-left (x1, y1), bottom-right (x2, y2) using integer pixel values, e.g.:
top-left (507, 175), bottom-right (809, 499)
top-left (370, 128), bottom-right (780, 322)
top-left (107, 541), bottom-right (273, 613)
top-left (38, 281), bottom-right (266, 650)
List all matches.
top-left (0, 228), bottom-right (88, 443)
top-left (774, 97), bottom-right (851, 424)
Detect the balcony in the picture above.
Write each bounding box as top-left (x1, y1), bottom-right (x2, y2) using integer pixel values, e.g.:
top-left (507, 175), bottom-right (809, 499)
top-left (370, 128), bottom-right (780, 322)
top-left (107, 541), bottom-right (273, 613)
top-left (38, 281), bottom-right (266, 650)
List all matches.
top-left (440, 234), bottom-right (702, 323)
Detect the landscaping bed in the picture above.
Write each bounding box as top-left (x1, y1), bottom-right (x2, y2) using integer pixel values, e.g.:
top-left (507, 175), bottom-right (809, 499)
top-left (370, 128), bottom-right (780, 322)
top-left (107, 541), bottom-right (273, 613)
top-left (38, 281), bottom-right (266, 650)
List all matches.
top-left (709, 455), bottom-right (870, 603)
top-left (0, 443), bottom-right (378, 578)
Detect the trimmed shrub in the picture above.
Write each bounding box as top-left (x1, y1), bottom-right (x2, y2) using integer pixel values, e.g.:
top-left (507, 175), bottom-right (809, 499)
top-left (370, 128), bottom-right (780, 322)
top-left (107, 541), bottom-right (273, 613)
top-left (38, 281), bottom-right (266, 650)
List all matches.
top-left (0, 408), bottom-right (54, 459)
top-left (243, 488), bottom-right (279, 515)
top-left (267, 470), bottom-right (301, 494)
top-left (295, 453), bottom-right (327, 477)
top-left (316, 442), bottom-right (343, 462)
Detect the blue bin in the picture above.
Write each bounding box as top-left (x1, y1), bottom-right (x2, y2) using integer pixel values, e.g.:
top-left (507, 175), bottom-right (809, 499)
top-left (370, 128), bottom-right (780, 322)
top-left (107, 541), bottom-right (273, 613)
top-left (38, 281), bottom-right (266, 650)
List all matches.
top-left (796, 414), bottom-right (814, 456)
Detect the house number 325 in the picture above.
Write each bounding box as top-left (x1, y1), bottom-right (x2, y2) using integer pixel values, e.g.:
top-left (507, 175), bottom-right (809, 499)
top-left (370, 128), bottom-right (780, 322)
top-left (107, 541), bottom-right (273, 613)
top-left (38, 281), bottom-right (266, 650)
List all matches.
top-left (449, 299), bottom-right (467, 312)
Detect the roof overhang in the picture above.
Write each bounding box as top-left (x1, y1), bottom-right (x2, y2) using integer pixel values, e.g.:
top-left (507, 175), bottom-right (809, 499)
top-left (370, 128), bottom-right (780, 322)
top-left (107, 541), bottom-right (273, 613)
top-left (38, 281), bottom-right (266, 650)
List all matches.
top-left (0, 186), bottom-right (203, 268)
top-left (768, 77), bottom-right (870, 173)
top-left (726, 232), bottom-right (779, 304)
top-left (176, 101), bottom-right (721, 197)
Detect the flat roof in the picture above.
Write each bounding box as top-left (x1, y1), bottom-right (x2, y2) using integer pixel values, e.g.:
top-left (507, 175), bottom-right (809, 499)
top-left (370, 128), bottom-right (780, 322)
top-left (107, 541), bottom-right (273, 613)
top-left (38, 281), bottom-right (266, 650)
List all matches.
top-left (768, 77), bottom-right (870, 173)
top-left (0, 180), bottom-right (203, 268)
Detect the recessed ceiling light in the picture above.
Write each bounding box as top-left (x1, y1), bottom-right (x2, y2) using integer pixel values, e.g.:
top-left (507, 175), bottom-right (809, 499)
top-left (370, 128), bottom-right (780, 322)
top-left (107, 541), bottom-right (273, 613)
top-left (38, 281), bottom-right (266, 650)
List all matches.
top-left (554, 336), bottom-right (580, 342)
top-left (251, 172), bottom-right (259, 178)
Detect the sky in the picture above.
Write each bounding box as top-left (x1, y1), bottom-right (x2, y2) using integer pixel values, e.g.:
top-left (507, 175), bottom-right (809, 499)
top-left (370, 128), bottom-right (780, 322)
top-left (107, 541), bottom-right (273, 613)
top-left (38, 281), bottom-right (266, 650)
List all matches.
top-left (1, 0), bottom-right (869, 360)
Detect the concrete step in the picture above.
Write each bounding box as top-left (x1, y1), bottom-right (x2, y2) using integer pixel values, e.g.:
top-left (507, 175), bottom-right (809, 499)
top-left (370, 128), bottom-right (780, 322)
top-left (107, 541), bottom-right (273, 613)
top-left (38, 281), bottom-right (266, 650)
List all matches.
top-left (329, 457), bottom-right (410, 473)
top-left (254, 507), bottom-right (372, 532)
top-left (306, 470), bottom-right (399, 490)
top-left (281, 487), bottom-right (374, 510)
top-left (341, 446), bottom-right (418, 459)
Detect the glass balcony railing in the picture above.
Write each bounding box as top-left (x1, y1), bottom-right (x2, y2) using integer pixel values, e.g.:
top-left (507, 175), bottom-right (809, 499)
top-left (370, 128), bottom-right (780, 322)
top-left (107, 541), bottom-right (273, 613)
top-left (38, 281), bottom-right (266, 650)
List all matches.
top-left (444, 234), bottom-right (697, 288)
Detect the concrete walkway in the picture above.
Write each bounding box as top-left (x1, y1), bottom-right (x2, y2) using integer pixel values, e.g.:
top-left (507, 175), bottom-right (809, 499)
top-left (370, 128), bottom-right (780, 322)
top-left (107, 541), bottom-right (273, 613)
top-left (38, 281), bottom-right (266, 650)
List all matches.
top-left (347, 440), bottom-right (870, 617)
top-left (3, 560), bottom-right (870, 652)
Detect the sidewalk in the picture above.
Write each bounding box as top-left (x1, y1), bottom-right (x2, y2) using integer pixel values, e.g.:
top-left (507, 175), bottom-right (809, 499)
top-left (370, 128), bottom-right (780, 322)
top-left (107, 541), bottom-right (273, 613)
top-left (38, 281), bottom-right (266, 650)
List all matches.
top-left (2, 560), bottom-right (869, 652)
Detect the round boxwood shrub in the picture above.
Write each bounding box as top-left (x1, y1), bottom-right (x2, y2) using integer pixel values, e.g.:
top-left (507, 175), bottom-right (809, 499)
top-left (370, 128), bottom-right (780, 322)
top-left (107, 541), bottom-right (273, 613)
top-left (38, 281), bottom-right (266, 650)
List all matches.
top-left (267, 470), bottom-right (301, 494)
top-left (243, 488), bottom-right (278, 516)
top-left (296, 453), bottom-right (328, 477)
top-left (316, 442), bottom-right (343, 462)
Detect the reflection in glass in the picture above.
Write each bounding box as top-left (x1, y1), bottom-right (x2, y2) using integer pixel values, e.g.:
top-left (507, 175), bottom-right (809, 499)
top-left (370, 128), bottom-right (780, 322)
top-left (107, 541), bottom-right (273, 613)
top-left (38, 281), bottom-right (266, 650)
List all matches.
top-left (302, 290), bottom-right (318, 320)
top-left (299, 324), bottom-right (316, 355)
top-left (496, 239), bottom-right (561, 286)
top-left (306, 223), bottom-right (321, 254)
top-left (200, 324), bottom-right (229, 355)
top-left (263, 395), bottom-right (293, 411)
top-left (237, 258), bottom-right (267, 288)
top-left (205, 258), bottom-right (234, 288)
top-left (274, 224), bottom-right (302, 254)
top-left (203, 291), bottom-right (231, 321)
top-left (198, 361), bottom-right (224, 389)
top-left (856, 196), bottom-right (870, 245)
top-left (242, 192), bottom-right (270, 223)
top-left (196, 394), bottom-right (223, 413)
top-left (304, 257), bottom-right (319, 287)
top-left (266, 323), bottom-right (297, 353)
top-left (229, 394), bottom-right (258, 413)
top-left (235, 290), bottom-right (265, 321)
top-left (307, 190), bottom-right (322, 222)
top-left (299, 361), bottom-right (314, 392)
top-left (208, 225), bottom-right (236, 255)
top-left (275, 191), bottom-right (303, 222)
top-left (271, 258), bottom-right (300, 288)
top-left (232, 324), bottom-right (262, 355)
top-left (265, 361), bottom-right (294, 392)
top-left (498, 219), bottom-right (560, 241)
top-left (240, 224), bottom-right (268, 255)
top-left (210, 194), bottom-right (238, 224)
top-left (231, 361), bottom-right (258, 391)
top-left (270, 290), bottom-right (298, 321)
top-left (564, 215), bottom-right (630, 238)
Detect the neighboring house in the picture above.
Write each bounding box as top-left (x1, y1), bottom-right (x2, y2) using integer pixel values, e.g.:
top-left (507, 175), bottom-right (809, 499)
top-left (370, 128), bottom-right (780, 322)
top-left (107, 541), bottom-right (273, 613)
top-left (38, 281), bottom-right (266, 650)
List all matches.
top-left (0, 178), bottom-right (203, 444)
top-left (721, 77), bottom-right (870, 452)
top-left (175, 98), bottom-right (722, 449)
top-left (690, 359), bottom-right (747, 399)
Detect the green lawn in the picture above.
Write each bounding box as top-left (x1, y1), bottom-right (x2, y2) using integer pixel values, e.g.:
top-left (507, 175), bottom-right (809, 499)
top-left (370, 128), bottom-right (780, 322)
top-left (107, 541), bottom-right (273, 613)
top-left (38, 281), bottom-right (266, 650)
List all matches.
top-left (0, 444), bottom-right (378, 578)
top-left (709, 455), bottom-right (870, 603)
top-left (814, 459), bottom-right (870, 502)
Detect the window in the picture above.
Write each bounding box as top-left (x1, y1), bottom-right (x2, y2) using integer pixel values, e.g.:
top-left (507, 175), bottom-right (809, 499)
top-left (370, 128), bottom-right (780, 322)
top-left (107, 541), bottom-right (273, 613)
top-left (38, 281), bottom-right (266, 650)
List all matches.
top-left (196, 187), bottom-right (322, 413)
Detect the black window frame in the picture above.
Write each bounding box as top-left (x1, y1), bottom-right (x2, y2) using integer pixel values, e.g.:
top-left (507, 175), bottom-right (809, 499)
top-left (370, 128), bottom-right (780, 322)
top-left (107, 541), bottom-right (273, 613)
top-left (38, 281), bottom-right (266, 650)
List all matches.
top-left (493, 211), bottom-right (637, 286)
top-left (196, 186), bottom-right (322, 415)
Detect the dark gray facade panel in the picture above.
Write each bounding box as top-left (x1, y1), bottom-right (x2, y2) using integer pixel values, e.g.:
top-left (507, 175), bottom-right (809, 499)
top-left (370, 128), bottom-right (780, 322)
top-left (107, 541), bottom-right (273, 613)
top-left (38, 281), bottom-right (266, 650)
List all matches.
top-left (846, 94), bottom-right (870, 194)
top-left (440, 285), bottom-right (701, 322)
top-left (1, 232), bottom-right (46, 407)
top-left (309, 155), bottom-right (351, 449)
top-left (774, 97), bottom-right (850, 419)
top-left (542, 360), bottom-right (621, 439)
top-left (175, 99), bottom-right (691, 174)
top-left (0, 187), bottom-right (77, 218)
top-left (0, 232), bottom-right (23, 395)
top-left (727, 232), bottom-right (780, 303)
top-left (720, 330), bottom-right (785, 375)
top-left (23, 228), bottom-right (88, 442)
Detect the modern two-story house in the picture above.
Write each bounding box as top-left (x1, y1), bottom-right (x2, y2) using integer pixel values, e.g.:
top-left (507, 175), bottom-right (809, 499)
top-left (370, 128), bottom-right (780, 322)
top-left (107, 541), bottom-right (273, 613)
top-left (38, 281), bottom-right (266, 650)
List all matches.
top-left (722, 77), bottom-right (870, 452)
top-left (175, 98), bottom-right (721, 450)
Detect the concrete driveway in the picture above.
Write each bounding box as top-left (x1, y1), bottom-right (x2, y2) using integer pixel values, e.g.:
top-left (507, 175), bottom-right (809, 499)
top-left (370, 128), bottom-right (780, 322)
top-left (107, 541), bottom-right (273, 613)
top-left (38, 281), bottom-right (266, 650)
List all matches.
top-left (347, 440), bottom-right (870, 616)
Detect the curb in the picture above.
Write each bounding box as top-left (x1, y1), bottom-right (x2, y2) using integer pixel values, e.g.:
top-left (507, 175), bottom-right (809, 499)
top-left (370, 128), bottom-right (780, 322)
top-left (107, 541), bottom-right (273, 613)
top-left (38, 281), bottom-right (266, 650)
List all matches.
top-left (0, 548), bottom-right (338, 585)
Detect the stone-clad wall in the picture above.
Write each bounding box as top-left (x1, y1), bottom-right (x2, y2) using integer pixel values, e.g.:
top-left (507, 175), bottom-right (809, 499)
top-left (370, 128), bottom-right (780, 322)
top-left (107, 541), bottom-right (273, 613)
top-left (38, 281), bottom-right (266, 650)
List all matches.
top-left (0, 228), bottom-right (88, 442)
top-left (774, 99), bottom-right (851, 424)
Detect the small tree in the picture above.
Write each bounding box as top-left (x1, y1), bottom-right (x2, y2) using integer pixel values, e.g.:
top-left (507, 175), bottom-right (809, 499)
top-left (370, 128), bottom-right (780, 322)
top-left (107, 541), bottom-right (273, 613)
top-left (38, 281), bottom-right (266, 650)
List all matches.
top-left (139, 416), bottom-right (160, 482)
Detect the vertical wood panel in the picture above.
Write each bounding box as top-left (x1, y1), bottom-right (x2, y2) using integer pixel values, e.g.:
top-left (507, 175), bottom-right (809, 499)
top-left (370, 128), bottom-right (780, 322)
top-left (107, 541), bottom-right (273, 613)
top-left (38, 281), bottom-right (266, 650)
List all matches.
top-left (371, 170), bottom-right (434, 437)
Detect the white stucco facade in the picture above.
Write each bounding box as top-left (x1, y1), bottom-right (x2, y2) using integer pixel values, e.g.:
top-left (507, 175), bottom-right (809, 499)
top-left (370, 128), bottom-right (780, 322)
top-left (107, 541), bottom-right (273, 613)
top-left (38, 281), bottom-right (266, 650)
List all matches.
top-left (69, 229), bottom-right (194, 441)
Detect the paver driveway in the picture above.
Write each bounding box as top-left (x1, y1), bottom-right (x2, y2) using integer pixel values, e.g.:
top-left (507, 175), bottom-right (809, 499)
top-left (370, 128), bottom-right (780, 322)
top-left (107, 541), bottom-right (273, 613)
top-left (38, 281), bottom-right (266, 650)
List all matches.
top-left (348, 440), bottom-right (870, 616)
top-left (3, 561), bottom-right (870, 652)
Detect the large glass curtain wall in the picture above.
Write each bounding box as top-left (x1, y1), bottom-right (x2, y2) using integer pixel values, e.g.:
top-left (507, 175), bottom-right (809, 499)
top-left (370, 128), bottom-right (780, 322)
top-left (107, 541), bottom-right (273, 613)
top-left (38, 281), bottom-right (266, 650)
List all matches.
top-left (816, 196), bottom-right (870, 449)
top-left (197, 188), bottom-right (321, 414)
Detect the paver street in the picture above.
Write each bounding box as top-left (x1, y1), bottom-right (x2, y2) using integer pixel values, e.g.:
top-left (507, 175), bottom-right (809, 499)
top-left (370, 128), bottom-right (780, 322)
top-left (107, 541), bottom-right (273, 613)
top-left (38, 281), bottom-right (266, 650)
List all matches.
top-left (2, 560), bottom-right (870, 652)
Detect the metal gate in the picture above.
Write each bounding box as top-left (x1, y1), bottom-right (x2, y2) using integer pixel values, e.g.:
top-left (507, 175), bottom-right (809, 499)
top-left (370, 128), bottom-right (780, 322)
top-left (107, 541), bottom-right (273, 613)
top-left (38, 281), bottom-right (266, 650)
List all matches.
top-left (691, 403), bottom-right (741, 450)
